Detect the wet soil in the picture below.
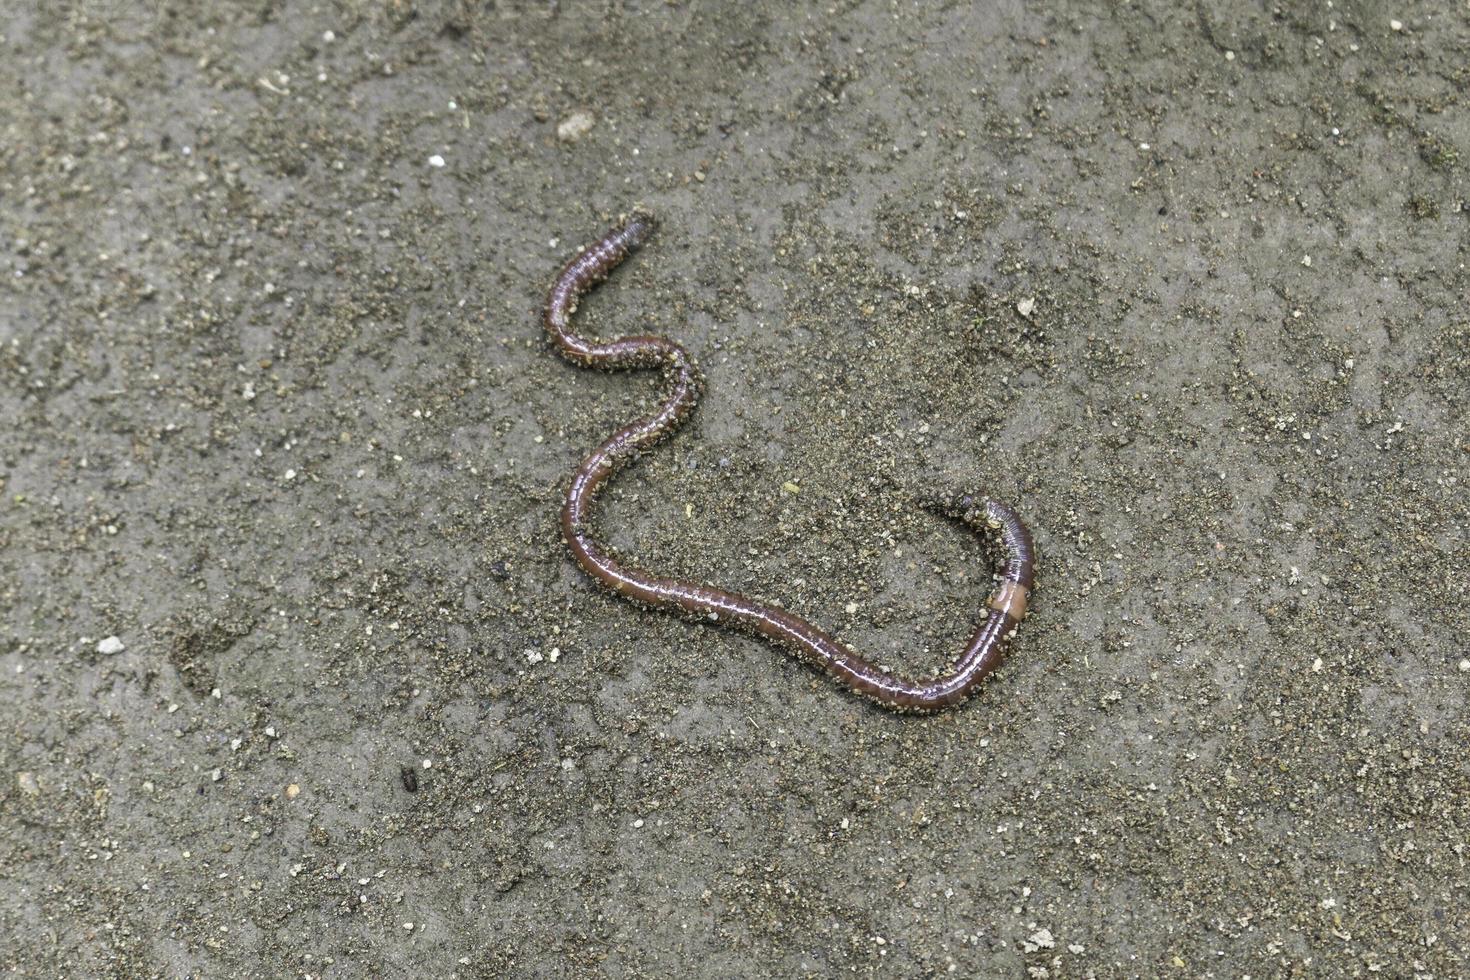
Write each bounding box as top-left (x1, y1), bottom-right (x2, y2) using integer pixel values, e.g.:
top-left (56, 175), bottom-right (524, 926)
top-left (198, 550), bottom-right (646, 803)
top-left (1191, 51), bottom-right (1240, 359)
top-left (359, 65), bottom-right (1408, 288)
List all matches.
top-left (2, 1), bottom-right (1467, 976)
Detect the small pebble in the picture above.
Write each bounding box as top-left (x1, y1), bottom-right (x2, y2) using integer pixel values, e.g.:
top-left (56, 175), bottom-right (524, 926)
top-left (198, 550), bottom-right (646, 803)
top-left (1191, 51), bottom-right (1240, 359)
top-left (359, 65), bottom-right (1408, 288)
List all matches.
top-left (428, 154), bottom-right (445, 168)
top-left (1016, 297), bottom-right (1036, 317)
top-left (96, 636), bottom-right (125, 655)
top-left (1459, 659), bottom-right (1470, 672)
top-left (557, 111), bottom-right (595, 142)
top-left (1389, 19), bottom-right (1403, 31)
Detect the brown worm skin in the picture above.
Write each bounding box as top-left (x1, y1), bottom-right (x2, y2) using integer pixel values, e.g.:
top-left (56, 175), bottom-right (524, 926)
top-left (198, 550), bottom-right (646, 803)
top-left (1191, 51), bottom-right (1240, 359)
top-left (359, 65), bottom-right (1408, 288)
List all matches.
top-left (545, 211), bottom-right (1036, 712)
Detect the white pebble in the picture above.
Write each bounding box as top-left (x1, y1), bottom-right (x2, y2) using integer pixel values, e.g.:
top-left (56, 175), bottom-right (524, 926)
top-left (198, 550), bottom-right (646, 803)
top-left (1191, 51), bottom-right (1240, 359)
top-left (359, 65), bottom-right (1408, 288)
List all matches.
top-left (1459, 659), bottom-right (1470, 672)
top-left (96, 636), bottom-right (125, 655)
top-left (1016, 297), bottom-right (1036, 317)
top-left (557, 111), bottom-right (596, 142)
top-left (1389, 19), bottom-right (1403, 31)
top-left (427, 154), bottom-right (445, 168)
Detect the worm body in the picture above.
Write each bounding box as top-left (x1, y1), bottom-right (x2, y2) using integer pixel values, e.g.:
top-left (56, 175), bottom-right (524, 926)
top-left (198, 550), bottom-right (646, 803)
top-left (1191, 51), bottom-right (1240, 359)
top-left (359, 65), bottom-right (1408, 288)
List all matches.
top-left (544, 212), bottom-right (1035, 712)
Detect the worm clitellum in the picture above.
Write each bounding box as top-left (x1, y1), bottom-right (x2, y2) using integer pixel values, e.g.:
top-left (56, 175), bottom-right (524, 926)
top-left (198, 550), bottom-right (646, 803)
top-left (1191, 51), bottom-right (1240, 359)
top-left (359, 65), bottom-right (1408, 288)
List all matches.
top-left (544, 211), bottom-right (1035, 712)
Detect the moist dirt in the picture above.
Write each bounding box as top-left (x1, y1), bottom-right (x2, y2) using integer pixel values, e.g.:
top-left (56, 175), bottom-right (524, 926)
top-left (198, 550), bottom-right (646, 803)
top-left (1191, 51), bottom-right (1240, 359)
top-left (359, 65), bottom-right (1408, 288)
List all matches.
top-left (1, 2), bottom-right (1467, 976)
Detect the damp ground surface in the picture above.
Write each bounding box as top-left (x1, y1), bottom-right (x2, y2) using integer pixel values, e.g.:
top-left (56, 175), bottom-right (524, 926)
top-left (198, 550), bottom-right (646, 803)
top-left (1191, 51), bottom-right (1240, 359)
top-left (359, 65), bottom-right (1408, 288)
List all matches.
top-left (2, 1), bottom-right (1468, 977)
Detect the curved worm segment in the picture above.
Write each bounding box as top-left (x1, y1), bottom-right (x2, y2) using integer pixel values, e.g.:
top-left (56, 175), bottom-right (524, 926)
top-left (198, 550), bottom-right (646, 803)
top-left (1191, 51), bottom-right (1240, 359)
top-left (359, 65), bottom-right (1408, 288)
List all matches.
top-left (544, 212), bottom-right (1037, 712)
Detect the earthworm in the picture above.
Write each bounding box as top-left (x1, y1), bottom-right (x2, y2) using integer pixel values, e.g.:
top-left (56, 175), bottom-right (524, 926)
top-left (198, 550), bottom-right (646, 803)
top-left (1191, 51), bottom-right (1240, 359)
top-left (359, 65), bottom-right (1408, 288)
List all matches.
top-left (544, 211), bottom-right (1036, 711)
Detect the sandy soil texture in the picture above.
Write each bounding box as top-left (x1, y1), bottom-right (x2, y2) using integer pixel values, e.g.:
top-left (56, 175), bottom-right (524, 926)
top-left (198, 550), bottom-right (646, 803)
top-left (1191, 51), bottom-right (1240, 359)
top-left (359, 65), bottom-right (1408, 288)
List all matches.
top-left (2, 1), bottom-right (1467, 976)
